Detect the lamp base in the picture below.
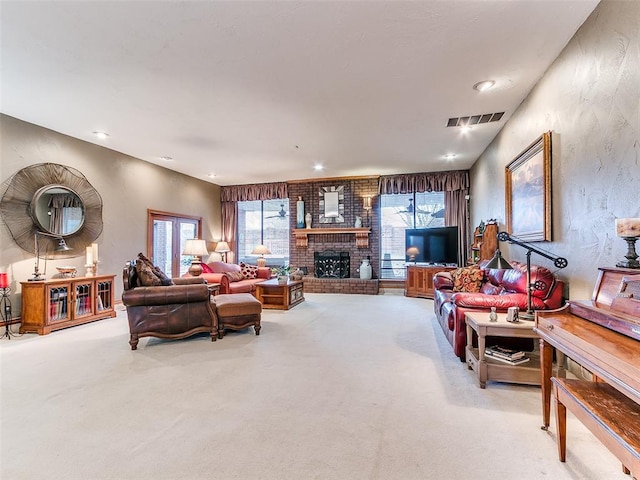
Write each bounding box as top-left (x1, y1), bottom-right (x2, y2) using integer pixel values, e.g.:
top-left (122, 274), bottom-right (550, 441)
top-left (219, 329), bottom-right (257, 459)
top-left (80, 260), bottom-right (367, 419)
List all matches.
top-left (256, 257), bottom-right (267, 268)
top-left (188, 262), bottom-right (203, 276)
top-left (518, 311), bottom-right (535, 321)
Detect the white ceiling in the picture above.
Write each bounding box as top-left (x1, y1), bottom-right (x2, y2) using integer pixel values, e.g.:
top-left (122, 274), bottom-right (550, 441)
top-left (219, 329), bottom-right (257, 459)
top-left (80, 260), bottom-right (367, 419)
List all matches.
top-left (1, 1), bottom-right (599, 186)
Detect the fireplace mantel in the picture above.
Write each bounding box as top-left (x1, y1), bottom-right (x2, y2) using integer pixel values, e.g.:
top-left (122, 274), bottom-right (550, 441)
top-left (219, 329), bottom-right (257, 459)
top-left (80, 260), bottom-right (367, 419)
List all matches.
top-left (293, 227), bottom-right (371, 248)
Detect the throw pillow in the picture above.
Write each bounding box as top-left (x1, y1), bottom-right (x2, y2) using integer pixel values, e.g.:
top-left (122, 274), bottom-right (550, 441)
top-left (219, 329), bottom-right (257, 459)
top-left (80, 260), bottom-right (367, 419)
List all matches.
top-left (136, 260), bottom-right (163, 286)
top-left (240, 262), bottom-right (258, 279)
top-left (136, 253), bottom-right (173, 286)
top-left (224, 271), bottom-right (246, 283)
top-left (200, 262), bottom-right (214, 274)
top-left (451, 266), bottom-right (484, 293)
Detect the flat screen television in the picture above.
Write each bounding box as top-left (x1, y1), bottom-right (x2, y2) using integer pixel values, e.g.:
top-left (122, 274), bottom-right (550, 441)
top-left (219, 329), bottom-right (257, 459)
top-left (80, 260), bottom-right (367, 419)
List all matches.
top-left (405, 226), bottom-right (459, 266)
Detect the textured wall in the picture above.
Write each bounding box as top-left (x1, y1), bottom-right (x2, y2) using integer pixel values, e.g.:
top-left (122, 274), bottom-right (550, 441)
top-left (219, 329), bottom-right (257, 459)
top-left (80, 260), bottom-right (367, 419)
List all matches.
top-left (470, 0), bottom-right (640, 300)
top-left (0, 114), bottom-right (221, 309)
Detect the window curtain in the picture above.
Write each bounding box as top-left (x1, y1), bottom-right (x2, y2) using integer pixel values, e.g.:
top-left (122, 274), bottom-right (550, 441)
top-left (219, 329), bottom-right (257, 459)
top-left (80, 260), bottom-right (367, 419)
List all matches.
top-left (379, 170), bottom-right (470, 265)
top-left (48, 194), bottom-right (82, 234)
top-left (220, 182), bottom-right (288, 263)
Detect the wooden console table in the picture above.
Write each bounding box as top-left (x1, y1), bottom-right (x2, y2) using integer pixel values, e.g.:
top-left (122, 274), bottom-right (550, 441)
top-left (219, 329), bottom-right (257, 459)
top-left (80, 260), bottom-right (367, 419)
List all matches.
top-left (405, 264), bottom-right (457, 299)
top-left (20, 274), bottom-right (116, 335)
top-left (292, 227), bottom-right (370, 248)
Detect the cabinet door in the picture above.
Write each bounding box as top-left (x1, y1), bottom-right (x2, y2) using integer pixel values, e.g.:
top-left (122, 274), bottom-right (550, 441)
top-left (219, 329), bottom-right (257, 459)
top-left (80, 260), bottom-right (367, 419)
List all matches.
top-left (73, 280), bottom-right (94, 318)
top-left (46, 284), bottom-right (71, 323)
top-left (96, 279), bottom-right (114, 312)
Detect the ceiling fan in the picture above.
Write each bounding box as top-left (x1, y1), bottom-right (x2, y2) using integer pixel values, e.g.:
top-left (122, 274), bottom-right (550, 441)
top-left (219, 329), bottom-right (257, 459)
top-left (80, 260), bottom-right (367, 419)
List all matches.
top-left (395, 198), bottom-right (431, 215)
top-left (266, 204), bottom-right (288, 219)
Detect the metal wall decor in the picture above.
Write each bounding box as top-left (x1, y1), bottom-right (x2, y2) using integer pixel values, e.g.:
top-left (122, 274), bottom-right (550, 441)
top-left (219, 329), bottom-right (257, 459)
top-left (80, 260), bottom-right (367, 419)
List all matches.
top-left (318, 185), bottom-right (345, 224)
top-left (0, 163), bottom-right (103, 258)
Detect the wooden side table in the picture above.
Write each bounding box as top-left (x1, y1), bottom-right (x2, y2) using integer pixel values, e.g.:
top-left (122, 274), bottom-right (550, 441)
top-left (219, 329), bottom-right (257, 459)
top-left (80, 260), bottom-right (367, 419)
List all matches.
top-left (207, 283), bottom-right (221, 296)
top-left (465, 311), bottom-right (541, 389)
top-left (255, 279), bottom-right (304, 310)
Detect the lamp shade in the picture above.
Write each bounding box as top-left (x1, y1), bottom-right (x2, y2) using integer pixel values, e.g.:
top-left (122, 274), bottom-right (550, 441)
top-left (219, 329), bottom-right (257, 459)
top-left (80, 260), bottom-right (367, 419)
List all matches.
top-left (363, 196), bottom-right (372, 210)
top-left (616, 218), bottom-right (640, 238)
top-left (251, 245), bottom-right (271, 256)
top-left (0, 273), bottom-right (8, 288)
top-left (485, 249), bottom-right (513, 270)
top-left (214, 241), bottom-right (231, 253)
top-left (182, 239), bottom-right (209, 256)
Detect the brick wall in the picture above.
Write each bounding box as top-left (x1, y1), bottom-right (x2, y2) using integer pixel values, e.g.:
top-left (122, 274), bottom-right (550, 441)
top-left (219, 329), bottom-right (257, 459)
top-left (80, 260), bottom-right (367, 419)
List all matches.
top-left (302, 276), bottom-right (379, 295)
top-left (288, 177), bottom-right (379, 281)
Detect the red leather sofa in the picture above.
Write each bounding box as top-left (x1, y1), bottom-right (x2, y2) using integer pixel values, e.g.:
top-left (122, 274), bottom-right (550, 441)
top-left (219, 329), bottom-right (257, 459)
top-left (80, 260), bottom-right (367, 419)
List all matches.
top-left (197, 261), bottom-right (271, 295)
top-left (433, 260), bottom-right (565, 361)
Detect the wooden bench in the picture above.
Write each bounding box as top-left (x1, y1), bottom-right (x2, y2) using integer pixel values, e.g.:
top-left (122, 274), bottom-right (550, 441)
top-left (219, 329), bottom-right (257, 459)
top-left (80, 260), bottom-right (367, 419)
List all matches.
top-left (552, 377), bottom-right (640, 477)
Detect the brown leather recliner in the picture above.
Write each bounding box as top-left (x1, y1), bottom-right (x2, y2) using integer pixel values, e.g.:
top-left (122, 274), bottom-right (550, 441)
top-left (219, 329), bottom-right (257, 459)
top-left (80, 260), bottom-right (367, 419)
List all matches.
top-left (122, 263), bottom-right (218, 350)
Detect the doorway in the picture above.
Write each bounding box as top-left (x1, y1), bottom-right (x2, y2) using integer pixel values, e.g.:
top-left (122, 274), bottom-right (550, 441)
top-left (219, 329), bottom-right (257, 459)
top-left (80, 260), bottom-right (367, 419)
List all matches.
top-left (147, 210), bottom-right (202, 278)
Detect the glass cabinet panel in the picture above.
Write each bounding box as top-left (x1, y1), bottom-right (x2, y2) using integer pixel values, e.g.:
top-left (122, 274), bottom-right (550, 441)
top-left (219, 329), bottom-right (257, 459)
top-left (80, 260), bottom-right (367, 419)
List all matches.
top-left (74, 281), bottom-right (93, 317)
top-left (48, 286), bottom-right (70, 322)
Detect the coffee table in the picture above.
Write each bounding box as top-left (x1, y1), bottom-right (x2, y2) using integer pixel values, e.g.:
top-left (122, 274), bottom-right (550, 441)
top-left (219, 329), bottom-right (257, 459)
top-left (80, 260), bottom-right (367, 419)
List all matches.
top-left (255, 278), bottom-right (304, 310)
top-left (465, 311), bottom-right (541, 389)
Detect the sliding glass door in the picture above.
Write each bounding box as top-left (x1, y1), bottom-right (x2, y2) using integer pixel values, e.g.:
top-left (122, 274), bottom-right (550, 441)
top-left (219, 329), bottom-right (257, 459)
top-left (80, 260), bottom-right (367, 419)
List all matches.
top-left (148, 210), bottom-right (202, 278)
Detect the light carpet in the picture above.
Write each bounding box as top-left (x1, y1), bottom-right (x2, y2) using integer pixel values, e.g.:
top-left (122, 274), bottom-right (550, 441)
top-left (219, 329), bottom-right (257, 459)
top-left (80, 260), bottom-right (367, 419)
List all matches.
top-left (0, 294), bottom-right (626, 480)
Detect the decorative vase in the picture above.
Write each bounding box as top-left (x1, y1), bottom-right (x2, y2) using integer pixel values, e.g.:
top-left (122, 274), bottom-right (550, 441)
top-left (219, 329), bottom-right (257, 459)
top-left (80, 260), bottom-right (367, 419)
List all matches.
top-left (359, 258), bottom-right (372, 280)
top-left (296, 196), bottom-right (305, 228)
top-left (354, 216), bottom-right (362, 228)
top-left (278, 275), bottom-right (288, 284)
top-left (489, 307), bottom-right (498, 322)
top-left (305, 212), bottom-right (312, 229)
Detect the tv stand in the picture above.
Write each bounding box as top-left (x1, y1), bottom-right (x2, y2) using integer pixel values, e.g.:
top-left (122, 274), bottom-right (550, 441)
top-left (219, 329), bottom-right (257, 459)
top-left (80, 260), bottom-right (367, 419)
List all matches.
top-left (405, 264), bottom-right (457, 299)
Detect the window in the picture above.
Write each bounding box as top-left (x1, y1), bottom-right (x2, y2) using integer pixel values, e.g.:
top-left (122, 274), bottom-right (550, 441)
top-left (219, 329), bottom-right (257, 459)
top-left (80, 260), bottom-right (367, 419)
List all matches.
top-left (237, 199), bottom-right (289, 266)
top-left (380, 192), bottom-right (445, 279)
top-left (148, 210), bottom-right (201, 278)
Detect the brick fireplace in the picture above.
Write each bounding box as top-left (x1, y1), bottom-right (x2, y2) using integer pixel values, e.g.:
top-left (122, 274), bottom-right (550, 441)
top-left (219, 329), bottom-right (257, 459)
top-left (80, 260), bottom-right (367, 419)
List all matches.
top-left (287, 177), bottom-right (379, 294)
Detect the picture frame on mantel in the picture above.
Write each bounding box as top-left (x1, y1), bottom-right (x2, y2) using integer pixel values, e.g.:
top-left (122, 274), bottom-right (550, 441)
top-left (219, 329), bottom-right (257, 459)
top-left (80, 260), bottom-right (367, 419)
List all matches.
top-left (505, 131), bottom-right (552, 242)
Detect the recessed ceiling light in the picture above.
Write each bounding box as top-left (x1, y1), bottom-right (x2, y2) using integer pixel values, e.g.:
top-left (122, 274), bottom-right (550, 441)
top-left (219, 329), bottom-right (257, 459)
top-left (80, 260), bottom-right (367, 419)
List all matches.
top-left (313, 164), bottom-right (324, 171)
top-left (473, 80), bottom-right (495, 92)
top-left (444, 154), bottom-right (457, 160)
top-left (92, 131), bottom-right (109, 139)
top-left (460, 126), bottom-right (472, 133)
top-left (207, 173), bottom-right (217, 179)
top-left (159, 156), bottom-right (173, 161)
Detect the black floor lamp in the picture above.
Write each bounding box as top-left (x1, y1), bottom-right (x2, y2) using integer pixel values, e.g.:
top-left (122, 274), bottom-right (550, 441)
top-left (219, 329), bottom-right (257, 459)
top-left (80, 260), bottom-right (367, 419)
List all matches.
top-left (0, 272), bottom-right (12, 340)
top-left (487, 231), bottom-right (568, 321)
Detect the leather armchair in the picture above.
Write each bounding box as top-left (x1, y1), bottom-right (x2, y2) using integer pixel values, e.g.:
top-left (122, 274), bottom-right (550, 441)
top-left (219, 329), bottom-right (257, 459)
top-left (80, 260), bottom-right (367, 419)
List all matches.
top-left (433, 260), bottom-right (565, 361)
top-left (122, 264), bottom-right (218, 350)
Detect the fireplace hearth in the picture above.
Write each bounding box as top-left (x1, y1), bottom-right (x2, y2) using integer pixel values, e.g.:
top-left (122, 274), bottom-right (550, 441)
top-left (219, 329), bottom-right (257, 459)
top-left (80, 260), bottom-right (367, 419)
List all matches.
top-left (314, 251), bottom-right (350, 278)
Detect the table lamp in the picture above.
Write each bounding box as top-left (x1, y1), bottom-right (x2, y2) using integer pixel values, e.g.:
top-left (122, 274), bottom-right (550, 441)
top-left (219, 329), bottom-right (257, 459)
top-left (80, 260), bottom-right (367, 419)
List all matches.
top-left (182, 239), bottom-right (209, 276)
top-left (251, 245), bottom-right (271, 267)
top-left (615, 218), bottom-right (640, 269)
top-left (214, 241), bottom-right (231, 263)
top-left (406, 247), bottom-right (420, 263)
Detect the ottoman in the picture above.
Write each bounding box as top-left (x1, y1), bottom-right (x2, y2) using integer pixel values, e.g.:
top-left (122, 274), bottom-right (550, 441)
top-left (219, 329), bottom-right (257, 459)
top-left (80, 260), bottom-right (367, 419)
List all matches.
top-left (214, 293), bottom-right (262, 339)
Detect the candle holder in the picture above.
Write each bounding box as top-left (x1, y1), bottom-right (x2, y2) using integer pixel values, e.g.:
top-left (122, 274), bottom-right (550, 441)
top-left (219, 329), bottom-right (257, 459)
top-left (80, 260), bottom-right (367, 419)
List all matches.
top-left (616, 237), bottom-right (640, 269)
top-left (85, 263), bottom-right (97, 277)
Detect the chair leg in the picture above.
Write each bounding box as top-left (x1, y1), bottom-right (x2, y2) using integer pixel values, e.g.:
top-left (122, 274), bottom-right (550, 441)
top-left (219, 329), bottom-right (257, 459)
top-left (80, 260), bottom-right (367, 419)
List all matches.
top-left (129, 334), bottom-right (139, 351)
top-left (254, 324), bottom-right (261, 335)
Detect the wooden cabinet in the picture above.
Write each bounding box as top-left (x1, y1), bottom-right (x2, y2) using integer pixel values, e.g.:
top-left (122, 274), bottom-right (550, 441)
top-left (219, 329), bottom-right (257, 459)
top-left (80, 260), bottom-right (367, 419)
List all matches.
top-left (20, 275), bottom-right (116, 335)
top-left (256, 278), bottom-right (305, 310)
top-left (470, 221), bottom-right (498, 264)
top-left (405, 265), bottom-right (457, 299)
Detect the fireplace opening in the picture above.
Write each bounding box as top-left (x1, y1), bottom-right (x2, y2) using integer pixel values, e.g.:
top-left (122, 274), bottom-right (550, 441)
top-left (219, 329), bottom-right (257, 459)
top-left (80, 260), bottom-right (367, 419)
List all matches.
top-left (314, 251), bottom-right (350, 278)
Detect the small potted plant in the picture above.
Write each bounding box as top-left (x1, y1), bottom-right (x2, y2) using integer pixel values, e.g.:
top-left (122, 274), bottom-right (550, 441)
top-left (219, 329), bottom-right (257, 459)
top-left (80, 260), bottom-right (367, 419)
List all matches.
top-left (272, 265), bottom-right (291, 284)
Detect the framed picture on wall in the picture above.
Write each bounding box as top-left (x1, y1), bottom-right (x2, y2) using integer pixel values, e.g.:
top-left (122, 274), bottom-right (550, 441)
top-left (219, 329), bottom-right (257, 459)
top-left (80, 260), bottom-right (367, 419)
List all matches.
top-left (505, 131), bottom-right (552, 242)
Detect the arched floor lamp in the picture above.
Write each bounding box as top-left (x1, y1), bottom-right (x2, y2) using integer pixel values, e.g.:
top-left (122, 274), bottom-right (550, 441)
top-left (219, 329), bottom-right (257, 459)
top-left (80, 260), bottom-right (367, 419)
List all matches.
top-left (487, 231), bottom-right (568, 321)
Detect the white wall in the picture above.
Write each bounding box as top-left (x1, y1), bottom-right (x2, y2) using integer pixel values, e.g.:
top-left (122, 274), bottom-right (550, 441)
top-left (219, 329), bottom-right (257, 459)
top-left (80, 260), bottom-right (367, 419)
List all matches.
top-left (0, 114), bottom-right (222, 310)
top-left (470, 0), bottom-right (640, 300)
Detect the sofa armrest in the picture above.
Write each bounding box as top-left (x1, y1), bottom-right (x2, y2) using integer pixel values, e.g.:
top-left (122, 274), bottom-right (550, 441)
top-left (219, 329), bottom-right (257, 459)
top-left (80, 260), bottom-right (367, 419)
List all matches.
top-left (257, 267), bottom-right (272, 279)
top-left (433, 271), bottom-right (454, 290)
top-left (173, 277), bottom-right (207, 285)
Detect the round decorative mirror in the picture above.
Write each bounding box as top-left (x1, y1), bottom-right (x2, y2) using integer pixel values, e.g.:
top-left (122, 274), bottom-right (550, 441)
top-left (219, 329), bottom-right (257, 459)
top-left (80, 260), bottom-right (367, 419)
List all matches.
top-left (0, 163), bottom-right (103, 258)
top-left (30, 185), bottom-right (85, 236)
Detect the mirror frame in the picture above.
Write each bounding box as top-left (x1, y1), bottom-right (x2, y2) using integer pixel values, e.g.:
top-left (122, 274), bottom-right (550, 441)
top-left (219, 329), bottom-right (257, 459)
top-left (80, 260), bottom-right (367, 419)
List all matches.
top-left (0, 163), bottom-right (103, 258)
top-left (319, 185), bottom-right (345, 224)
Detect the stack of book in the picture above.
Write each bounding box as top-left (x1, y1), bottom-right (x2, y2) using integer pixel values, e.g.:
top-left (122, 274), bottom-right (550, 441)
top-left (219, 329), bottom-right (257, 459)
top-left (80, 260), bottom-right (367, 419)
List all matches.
top-left (485, 345), bottom-right (530, 365)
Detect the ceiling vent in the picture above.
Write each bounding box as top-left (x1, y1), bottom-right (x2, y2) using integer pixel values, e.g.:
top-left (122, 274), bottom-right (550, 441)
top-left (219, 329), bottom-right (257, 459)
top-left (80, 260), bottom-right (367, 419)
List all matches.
top-left (447, 112), bottom-right (504, 127)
